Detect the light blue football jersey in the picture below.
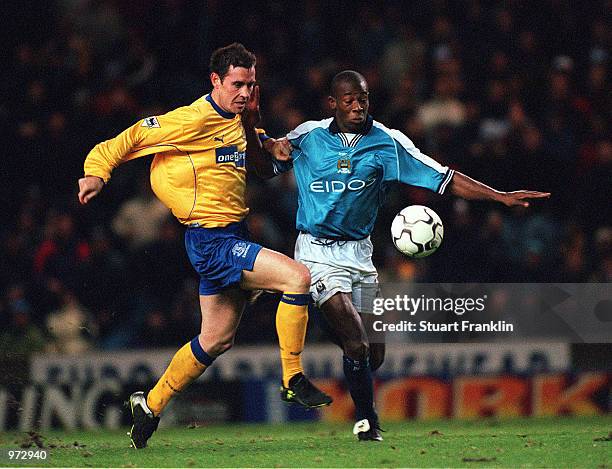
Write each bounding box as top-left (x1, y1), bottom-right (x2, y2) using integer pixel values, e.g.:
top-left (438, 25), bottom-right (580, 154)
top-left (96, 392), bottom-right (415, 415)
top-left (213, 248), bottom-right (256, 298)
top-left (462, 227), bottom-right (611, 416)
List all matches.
top-left (274, 116), bottom-right (454, 240)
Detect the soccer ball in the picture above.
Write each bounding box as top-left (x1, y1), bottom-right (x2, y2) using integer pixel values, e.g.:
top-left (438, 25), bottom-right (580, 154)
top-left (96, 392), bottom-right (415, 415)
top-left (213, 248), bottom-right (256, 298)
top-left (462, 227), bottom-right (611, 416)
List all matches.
top-left (391, 205), bottom-right (444, 258)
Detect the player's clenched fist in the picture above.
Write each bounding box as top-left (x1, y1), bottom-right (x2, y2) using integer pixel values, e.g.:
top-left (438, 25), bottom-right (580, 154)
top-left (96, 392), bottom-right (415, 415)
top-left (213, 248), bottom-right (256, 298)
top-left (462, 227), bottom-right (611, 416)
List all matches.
top-left (268, 138), bottom-right (292, 161)
top-left (78, 175), bottom-right (104, 205)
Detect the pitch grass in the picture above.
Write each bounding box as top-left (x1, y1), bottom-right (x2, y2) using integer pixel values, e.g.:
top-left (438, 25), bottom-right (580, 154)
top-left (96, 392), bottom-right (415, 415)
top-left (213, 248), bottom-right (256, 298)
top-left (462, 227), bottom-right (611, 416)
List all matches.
top-left (1, 416), bottom-right (610, 468)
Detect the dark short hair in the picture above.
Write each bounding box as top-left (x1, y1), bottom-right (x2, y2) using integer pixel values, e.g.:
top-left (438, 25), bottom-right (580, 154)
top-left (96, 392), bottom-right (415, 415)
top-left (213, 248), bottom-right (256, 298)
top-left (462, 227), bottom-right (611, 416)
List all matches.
top-left (330, 70), bottom-right (368, 98)
top-left (209, 43), bottom-right (256, 80)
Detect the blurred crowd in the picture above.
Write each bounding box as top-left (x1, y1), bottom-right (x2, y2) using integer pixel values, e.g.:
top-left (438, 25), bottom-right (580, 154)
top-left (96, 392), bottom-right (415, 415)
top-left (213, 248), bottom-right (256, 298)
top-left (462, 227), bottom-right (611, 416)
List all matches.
top-left (1, 0), bottom-right (610, 355)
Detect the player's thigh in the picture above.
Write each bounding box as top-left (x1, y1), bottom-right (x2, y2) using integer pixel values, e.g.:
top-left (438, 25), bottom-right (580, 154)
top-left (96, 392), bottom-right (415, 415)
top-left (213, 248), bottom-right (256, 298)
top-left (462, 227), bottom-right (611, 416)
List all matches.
top-left (198, 287), bottom-right (248, 347)
top-left (240, 247), bottom-right (310, 292)
top-left (320, 292), bottom-right (369, 348)
top-left (303, 260), bottom-right (353, 308)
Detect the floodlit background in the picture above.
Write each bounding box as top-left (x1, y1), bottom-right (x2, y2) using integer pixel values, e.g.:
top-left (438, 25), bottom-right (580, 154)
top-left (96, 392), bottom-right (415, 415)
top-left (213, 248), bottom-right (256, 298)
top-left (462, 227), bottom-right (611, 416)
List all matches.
top-left (0, 1), bottom-right (609, 430)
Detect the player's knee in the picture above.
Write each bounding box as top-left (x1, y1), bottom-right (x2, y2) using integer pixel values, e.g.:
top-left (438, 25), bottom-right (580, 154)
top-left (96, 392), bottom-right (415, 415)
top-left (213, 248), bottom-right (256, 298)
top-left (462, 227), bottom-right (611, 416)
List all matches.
top-left (344, 339), bottom-right (369, 362)
top-left (285, 263), bottom-right (311, 293)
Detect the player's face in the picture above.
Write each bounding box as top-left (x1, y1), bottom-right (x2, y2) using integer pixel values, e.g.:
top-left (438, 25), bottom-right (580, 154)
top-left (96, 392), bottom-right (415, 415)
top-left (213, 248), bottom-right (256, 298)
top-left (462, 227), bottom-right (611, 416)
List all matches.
top-left (211, 65), bottom-right (256, 114)
top-left (329, 80), bottom-right (369, 133)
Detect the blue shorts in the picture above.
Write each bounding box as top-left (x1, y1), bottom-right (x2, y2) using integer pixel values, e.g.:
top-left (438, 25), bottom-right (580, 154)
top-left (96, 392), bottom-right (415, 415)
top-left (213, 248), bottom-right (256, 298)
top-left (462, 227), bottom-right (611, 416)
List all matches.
top-left (185, 221), bottom-right (263, 295)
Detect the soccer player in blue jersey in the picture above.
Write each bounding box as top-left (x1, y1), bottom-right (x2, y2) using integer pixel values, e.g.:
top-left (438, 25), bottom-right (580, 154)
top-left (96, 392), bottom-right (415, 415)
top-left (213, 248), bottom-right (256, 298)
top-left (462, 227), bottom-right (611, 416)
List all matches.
top-left (267, 70), bottom-right (550, 441)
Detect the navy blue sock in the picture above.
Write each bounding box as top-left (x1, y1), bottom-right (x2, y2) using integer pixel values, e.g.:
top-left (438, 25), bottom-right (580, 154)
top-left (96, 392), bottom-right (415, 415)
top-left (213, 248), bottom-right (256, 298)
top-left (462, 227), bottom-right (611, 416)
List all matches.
top-left (343, 355), bottom-right (377, 423)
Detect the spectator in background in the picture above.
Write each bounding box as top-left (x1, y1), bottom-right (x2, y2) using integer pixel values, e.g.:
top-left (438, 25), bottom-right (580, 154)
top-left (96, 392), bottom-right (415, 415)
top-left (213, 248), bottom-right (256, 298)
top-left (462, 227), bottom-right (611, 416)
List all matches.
top-left (380, 24), bottom-right (426, 97)
top-left (130, 218), bottom-right (191, 312)
top-left (578, 139), bottom-right (612, 230)
top-left (33, 210), bottom-right (90, 292)
top-left (1, 284), bottom-right (46, 353)
top-left (418, 75), bottom-right (466, 133)
top-left (78, 227), bottom-right (133, 349)
top-left (590, 227), bottom-right (612, 282)
top-left (46, 286), bottom-right (96, 354)
top-left (112, 174), bottom-right (170, 251)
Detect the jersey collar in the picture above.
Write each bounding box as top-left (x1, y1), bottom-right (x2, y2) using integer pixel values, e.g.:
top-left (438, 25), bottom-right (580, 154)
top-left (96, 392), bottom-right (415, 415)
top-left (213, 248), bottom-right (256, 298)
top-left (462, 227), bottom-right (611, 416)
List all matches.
top-left (328, 114), bottom-right (373, 135)
top-left (206, 94), bottom-right (236, 119)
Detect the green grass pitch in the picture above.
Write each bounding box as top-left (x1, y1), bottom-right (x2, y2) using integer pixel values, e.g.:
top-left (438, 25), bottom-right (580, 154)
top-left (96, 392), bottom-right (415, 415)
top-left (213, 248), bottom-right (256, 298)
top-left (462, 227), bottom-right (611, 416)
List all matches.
top-left (1, 416), bottom-right (610, 468)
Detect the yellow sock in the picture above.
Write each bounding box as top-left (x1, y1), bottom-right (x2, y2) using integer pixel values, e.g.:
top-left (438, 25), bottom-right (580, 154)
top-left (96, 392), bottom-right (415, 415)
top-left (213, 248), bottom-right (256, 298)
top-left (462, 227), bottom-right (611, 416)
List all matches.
top-left (276, 292), bottom-right (310, 387)
top-left (146, 338), bottom-right (213, 416)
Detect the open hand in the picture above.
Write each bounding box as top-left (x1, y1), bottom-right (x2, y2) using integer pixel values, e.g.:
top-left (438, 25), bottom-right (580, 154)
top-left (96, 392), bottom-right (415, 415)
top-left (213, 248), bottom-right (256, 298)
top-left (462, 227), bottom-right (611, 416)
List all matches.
top-left (499, 190), bottom-right (551, 208)
top-left (242, 84), bottom-right (261, 129)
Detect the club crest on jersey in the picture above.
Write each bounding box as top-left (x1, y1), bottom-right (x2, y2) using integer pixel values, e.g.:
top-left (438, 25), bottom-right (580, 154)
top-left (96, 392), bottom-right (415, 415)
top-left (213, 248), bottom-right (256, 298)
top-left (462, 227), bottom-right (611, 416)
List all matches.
top-left (337, 158), bottom-right (352, 174)
top-left (216, 145), bottom-right (245, 167)
top-left (141, 116), bottom-right (160, 128)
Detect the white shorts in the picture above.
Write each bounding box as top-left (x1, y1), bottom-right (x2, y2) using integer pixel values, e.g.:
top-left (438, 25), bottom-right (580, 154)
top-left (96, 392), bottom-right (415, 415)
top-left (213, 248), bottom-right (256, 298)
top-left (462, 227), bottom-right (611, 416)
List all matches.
top-left (294, 232), bottom-right (379, 312)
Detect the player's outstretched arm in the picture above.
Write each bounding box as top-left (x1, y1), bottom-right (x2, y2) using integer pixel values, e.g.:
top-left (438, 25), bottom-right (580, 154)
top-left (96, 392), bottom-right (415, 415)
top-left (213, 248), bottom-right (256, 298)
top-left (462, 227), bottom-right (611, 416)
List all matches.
top-left (450, 171), bottom-right (550, 208)
top-left (78, 175), bottom-right (105, 205)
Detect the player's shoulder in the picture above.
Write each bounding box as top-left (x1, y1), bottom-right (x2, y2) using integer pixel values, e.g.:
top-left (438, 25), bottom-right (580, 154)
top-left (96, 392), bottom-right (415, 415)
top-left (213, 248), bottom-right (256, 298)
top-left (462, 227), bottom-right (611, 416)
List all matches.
top-left (288, 118), bottom-right (334, 140)
top-left (190, 95), bottom-right (216, 119)
top-left (173, 94), bottom-right (232, 130)
top-left (371, 119), bottom-right (417, 151)
top-left (160, 97), bottom-right (208, 122)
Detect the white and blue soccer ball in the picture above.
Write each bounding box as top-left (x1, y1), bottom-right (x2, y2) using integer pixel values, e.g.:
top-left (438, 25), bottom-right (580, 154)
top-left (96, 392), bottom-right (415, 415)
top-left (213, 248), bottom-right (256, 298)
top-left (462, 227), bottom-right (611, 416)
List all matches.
top-left (391, 205), bottom-right (444, 258)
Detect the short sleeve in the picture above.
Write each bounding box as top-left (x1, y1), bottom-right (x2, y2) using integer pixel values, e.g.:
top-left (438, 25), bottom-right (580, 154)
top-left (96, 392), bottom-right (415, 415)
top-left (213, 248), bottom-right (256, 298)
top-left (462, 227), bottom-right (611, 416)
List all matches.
top-left (377, 125), bottom-right (454, 194)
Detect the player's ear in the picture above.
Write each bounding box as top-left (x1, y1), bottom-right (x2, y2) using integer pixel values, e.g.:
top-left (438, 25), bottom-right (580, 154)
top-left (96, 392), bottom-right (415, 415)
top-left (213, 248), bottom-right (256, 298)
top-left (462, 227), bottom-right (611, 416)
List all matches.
top-left (328, 95), bottom-right (337, 110)
top-left (210, 72), bottom-right (222, 89)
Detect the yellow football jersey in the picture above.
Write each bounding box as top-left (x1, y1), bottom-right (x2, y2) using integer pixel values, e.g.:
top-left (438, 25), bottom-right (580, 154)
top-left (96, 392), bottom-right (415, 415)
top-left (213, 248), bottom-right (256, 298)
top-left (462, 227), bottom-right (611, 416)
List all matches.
top-left (84, 94), bottom-right (261, 227)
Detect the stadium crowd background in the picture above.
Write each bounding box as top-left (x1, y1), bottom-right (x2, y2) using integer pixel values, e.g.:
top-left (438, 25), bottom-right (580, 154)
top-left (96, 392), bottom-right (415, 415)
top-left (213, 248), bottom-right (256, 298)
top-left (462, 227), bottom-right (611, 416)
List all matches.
top-left (1, 0), bottom-right (610, 357)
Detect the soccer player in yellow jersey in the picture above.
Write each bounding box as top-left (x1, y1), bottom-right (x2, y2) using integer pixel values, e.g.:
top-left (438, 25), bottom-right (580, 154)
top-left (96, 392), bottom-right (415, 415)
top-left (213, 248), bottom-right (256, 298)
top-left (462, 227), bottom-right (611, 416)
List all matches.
top-left (77, 43), bottom-right (331, 449)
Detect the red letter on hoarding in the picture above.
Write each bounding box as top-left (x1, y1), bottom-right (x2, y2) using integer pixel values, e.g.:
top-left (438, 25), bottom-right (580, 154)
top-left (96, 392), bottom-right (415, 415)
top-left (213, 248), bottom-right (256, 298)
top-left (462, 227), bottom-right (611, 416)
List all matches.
top-left (378, 377), bottom-right (450, 420)
top-left (315, 379), bottom-right (356, 422)
top-left (532, 372), bottom-right (608, 416)
top-left (454, 376), bottom-right (528, 418)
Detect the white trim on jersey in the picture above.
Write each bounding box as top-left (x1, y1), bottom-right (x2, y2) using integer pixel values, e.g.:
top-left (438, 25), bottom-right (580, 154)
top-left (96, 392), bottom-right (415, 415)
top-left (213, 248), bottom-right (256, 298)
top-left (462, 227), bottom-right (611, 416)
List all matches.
top-left (349, 133), bottom-right (363, 147)
top-left (372, 121), bottom-right (448, 174)
top-left (438, 169), bottom-right (455, 194)
top-left (338, 132), bottom-right (364, 147)
top-left (287, 118), bottom-right (334, 161)
top-left (391, 139), bottom-right (401, 182)
top-left (287, 118), bottom-right (334, 141)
